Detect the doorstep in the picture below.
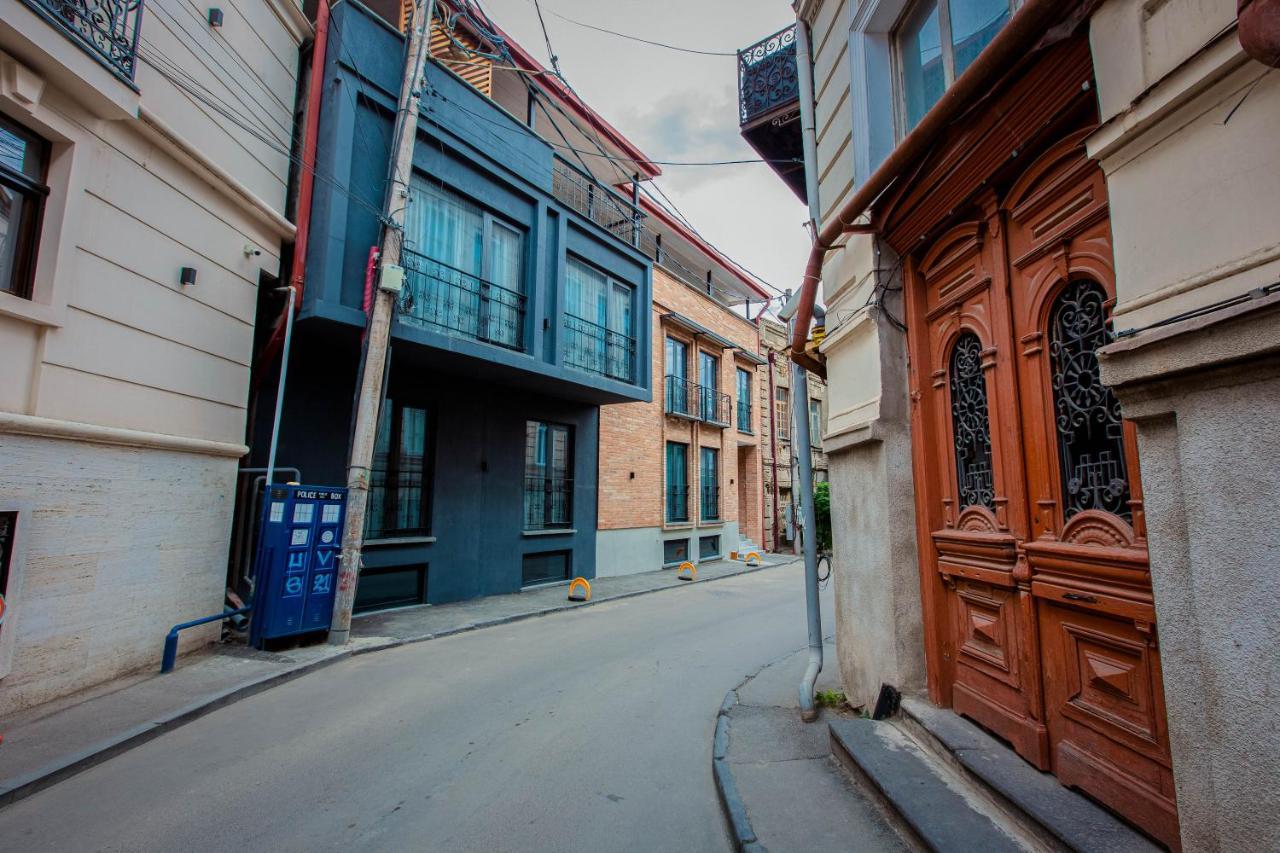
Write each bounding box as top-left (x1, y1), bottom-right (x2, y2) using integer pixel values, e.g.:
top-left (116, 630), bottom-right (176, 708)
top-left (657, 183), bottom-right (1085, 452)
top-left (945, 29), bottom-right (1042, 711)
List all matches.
top-left (828, 698), bottom-right (1163, 853)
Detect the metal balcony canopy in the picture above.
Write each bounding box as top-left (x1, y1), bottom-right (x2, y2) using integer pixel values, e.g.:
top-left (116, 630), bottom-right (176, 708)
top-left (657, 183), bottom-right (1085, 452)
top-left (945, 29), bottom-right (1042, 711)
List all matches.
top-left (662, 312), bottom-right (739, 350)
top-left (735, 349), bottom-right (768, 366)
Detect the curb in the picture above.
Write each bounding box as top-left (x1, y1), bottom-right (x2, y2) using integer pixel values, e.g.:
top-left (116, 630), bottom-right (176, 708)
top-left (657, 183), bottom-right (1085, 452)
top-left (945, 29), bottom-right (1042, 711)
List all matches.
top-left (0, 557), bottom-right (796, 810)
top-left (713, 687), bottom-right (768, 853)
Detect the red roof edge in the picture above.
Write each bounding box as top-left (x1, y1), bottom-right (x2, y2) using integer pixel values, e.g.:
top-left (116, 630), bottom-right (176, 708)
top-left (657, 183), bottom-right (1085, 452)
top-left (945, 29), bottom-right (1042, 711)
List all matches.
top-left (639, 196), bottom-right (772, 301)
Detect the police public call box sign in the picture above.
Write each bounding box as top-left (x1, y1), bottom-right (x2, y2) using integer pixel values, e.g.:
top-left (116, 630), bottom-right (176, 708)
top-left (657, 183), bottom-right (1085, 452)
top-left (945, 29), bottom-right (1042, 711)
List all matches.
top-left (250, 484), bottom-right (348, 647)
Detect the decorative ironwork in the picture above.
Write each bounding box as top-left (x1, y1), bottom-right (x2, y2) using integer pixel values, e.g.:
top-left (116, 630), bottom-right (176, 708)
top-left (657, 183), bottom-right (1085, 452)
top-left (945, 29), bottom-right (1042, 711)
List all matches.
top-left (523, 475), bottom-right (573, 530)
top-left (564, 314), bottom-right (636, 383)
top-left (399, 248), bottom-right (526, 351)
top-left (738, 25), bottom-right (798, 126)
top-left (698, 384), bottom-right (732, 427)
top-left (665, 375), bottom-right (730, 426)
top-left (551, 157), bottom-right (645, 247)
top-left (1049, 280), bottom-right (1131, 521)
top-left (23, 0), bottom-right (144, 81)
top-left (949, 332), bottom-right (996, 511)
top-left (665, 374), bottom-right (694, 418)
top-left (666, 484), bottom-right (690, 523)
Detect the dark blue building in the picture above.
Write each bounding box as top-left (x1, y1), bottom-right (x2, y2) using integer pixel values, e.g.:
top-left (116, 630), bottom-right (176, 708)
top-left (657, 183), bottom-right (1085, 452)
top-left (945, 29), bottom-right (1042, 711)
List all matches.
top-left (249, 1), bottom-right (652, 611)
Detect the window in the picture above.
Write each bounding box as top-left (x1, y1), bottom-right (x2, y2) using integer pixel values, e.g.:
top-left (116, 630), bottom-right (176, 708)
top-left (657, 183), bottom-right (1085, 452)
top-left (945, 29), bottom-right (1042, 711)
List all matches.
top-left (402, 179), bottom-right (526, 348)
top-left (663, 538), bottom-right (690, 565)
top-left (524, 420), bottom-right (573, 530)
top-left (699, 535), bottom-right (721, 560)
top-left (565, 257), bottom-right (636, 381)
top-left (895, 0), bottom-right (1014, 134)
top-left (665, 336), bottom-right (691, 416)
top-left (698, 350), bottom-right (721, 423)
top-left (700, 446), bottom-right (720, 521)
top-left (736, 368), bottom-right (752, 433)
top-left (775, 387), bottom-right (790, 440)
top-left (522, 550), bottom-right (571, 587)
top-left (666, 441), bottom-right (690, 522)
top-left (948, 332), bottom-right (995, 511)
top-left (366, 400), bottom-right (432, 538)
top-left (354, 563), bottom-right (427, 613)
top-left (0, 116), bottom-right (49, 299)
top-left (809, 399), bottom-right (823, 441)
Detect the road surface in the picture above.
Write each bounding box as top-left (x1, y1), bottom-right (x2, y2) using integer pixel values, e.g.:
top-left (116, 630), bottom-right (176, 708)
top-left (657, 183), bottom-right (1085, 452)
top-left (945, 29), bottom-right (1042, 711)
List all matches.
top-left (0, 562), bottom-right (834, 852)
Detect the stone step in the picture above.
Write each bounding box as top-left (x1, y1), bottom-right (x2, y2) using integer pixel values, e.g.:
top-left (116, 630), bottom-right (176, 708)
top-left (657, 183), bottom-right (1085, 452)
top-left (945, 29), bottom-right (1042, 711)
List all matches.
top-left (897, 699), bottom-right (1162, 853)
top-left (829, 718), bottom-right (1037, 853)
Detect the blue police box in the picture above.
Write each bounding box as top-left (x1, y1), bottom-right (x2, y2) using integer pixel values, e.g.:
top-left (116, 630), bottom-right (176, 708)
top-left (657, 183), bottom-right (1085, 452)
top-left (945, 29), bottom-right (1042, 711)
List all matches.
top-left (250, 484), bottom-right (348, 648)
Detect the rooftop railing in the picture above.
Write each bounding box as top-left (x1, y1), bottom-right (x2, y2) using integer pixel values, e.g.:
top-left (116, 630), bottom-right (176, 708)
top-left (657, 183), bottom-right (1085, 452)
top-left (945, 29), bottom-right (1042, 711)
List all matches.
top-left (23, 0), bottom-right (143, 81)
top-left (552, 157), bottom-right (645, 247)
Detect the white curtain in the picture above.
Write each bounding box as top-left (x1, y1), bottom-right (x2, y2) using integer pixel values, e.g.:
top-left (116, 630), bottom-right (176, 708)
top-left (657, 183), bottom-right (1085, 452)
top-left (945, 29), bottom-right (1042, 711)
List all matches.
top-left (485, 221), bottom-right (523, 346)
top-left (405, 179), bottom-right (484, 335)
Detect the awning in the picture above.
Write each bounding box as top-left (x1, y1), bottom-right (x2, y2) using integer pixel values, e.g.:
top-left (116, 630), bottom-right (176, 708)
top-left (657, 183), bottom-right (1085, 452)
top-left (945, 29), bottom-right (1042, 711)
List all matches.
top-left (661, 312), bottom-right (740, 351)
top-left (734, 349), bottom-right (767, 366)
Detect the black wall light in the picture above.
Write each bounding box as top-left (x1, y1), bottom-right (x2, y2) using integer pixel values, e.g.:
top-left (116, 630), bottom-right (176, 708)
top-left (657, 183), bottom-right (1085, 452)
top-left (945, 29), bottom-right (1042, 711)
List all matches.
top-left (180, 267), bottom-right (197, 287)
top-left (207, 8), bottom-right (223, 27)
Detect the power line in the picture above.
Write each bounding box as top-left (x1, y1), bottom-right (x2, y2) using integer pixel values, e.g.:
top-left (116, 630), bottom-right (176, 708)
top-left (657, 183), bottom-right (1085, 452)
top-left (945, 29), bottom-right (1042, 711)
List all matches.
top-left (521, 0), bottom-right (738, 57)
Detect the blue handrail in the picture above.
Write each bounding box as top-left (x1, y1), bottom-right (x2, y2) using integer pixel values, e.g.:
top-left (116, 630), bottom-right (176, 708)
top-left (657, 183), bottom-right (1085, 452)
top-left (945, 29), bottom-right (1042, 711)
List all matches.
top-left (160, 607), bottom-right (252, 674)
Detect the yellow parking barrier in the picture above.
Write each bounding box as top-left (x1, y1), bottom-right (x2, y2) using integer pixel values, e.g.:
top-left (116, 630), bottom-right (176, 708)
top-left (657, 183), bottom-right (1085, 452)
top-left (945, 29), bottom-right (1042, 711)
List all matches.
top-left (677, 561), bottom-right (697, 581)
top-left (744, 552), bottom-right (762, 566)
top-left (567, 577), bottom-right (591, 602)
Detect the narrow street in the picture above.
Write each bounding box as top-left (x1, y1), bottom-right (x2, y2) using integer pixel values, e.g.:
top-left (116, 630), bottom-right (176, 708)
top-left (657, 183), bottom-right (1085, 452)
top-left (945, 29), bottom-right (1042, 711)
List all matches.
top-left (0, 564), bottom-right (833, 852)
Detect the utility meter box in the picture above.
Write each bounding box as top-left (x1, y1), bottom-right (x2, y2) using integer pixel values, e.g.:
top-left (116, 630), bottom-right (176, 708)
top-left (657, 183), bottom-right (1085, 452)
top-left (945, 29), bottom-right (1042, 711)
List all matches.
top-left (249, 484), bottom-right (348, 648)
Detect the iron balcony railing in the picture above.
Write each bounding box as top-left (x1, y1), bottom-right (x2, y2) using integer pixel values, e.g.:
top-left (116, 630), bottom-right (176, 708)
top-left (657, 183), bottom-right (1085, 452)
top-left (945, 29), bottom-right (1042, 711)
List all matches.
top-left (666, 484), bottom-right (690, 524)
top-left (665, 374), bottom-right (694, 418)
top-left (737, 399), bottom-right (752, 433)
top-left (399, 247), bottom-right (526, 351)
top-left (701, 485), bottom-right (720, 522)
top-left (523, 475), bottom-right (573, 530)
top-left (563, 314), bottom-right (636, 383)
top-left (665, 375), bottom-right (731, 426)
top-left (23, 0), bottom-right (143, 81)
top-left (552, 157), bottom-right (645, 247)
top-left (698, 384), bottom-right (732, 427)
top-left (738, 25), bottom-right (798, 127)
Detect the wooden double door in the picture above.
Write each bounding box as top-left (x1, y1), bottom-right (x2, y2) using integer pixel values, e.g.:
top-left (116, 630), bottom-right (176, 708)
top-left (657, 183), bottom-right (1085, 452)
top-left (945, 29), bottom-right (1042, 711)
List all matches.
top-left (904, 132), bottom-right (1180, 848)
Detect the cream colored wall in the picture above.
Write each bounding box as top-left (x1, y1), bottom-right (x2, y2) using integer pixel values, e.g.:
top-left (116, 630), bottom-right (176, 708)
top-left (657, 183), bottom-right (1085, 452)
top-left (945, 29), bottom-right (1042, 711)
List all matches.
top-left (1087, 0), bottom-right (1280, 331)
top-left (809, 0), bottom-right (856, 223)
top-left (0, 0), bottom-right (306, 713)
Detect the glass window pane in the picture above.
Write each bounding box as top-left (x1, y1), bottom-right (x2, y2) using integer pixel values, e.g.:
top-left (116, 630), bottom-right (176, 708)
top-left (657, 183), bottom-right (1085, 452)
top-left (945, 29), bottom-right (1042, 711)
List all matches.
top-left (405, 180), bottom-right (483, 274)
top-left (950, 0), bottom-right (1011, 76)
top-left (365, 398), bottom-right (395, 538)
top-left (899, 0), bottom-right (945, 132)
top-left (949, 332), bottom-right (996, 511)
top-left (0, 185), bottom-right (32, 296)
top-left (0, 120), bottom-right (42, 180)
top-left (395, 406), bottom-right (427, 531)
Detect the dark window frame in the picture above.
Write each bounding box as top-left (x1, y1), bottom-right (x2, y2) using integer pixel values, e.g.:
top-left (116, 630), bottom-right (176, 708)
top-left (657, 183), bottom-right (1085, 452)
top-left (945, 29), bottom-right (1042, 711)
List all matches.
top-left (665, 440), bottom-right (690, 523)
top-left (0, 114), bottom-right (51, 300)
top-left (522, 549), bottom-right (572, 587)
top-left (366, 398), bottom-right (435, 539)
top-left (700, 446), bottom-right (720, 522)
top-left (524, 419), bottom-right (575, 531)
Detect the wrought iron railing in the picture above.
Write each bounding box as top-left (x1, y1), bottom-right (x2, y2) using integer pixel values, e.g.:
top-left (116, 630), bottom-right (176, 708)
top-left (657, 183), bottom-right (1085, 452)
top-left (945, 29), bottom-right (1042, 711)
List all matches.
top-left (664, 375), bottom-right (694, 418)
top-left (23, 0), bottom-right (144, 81)
top-left (523, 475), bottom-right (573, 530)
top-left (552, 157), bottom-right (645, 247)
top-left (738, 25), bottom-right (798, 126)
top-left (701, 485), bottom-right (720, 522)
top-left (737, 399), bottom-right (752, 433)
top-left (665, 375), bottom-right (731, 426)
top-left (563, 314), bottom-right (636, 382)
top-left (399, 247), bottom-right (526, 351)
top-left (666, 484), bottom-right (690, 523)
top-left (698, 385), bottom-right (732, 427)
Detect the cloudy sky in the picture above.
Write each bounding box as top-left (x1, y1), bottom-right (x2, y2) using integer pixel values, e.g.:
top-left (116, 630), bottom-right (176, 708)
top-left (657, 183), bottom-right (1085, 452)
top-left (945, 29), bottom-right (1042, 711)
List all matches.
top-left (478, 0), bottom-right (811, 297)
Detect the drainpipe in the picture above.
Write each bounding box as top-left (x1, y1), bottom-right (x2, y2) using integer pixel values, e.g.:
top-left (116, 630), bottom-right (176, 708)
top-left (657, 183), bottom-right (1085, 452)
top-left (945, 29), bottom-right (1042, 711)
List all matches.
top-left (787, 0), bottom-right (1062, 370)
top-left (792, 17), bottom-right (824, 723)
top-left (265, 285), bottom-right (296, 487)
top-left (766, 350), bottom-right (782, 552)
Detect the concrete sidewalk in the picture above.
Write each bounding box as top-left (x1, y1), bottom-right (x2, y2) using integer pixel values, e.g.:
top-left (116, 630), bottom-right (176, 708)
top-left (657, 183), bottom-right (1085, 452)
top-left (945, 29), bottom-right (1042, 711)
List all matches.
top-left (714, 642), bottom-right (907, 853)
top-left (0, 555), bottom-right (793, 808)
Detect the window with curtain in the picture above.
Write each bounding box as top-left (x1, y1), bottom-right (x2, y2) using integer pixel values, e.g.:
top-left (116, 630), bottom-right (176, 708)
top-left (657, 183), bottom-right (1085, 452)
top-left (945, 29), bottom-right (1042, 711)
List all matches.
top-left (0, 115), bottom-right (49, 300)
top-left (736, 368), bottom-right (752, 432)
top-left (700, 447), bottom-right (720, 521)
top-left (895, 0), bottom-right (1015, 134)
top-left (367, 399), bottom-right (432, 538)
top-left (666, 441), bottom-right (689, 523)
top-left (699, 351), bottom-right (720, 423)
top-left (565, 257), bottom-right (636, 381)
top-left (524, 420), bottom-right (574, 530)
top-left (402, 178), bottom-right (525, 349)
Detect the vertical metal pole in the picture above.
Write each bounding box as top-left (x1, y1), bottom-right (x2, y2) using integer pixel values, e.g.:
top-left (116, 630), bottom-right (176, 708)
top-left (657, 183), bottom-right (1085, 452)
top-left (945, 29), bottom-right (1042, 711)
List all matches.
top-left (330, 0), bottom-right (433, 644)
top-left (794, 18), bottom-right (824, 722)
top-left (265, 285), bottom-right (296, 487)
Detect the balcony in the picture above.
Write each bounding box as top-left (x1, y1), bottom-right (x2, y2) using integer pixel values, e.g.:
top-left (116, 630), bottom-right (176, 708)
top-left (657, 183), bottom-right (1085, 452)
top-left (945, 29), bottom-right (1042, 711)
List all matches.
top-left (563, 314), bottom-right (637, 383)
top-left (737, 25), bottom-right (805, 201)
top-left (398, 248), bottom-right (526, 351)
top-left (552, 157), bottom-right (645, 248)
top-left (665, 375), bottom-right (731, 427)
top-left (21, 0), bottom-right (143, 81)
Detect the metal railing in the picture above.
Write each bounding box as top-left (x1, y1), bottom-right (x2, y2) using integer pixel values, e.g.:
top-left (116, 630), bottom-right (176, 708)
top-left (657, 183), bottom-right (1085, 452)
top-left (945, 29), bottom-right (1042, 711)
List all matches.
top-left (563, 314), bottom-right (636, 382)
top-left (701, 485), bottom-right (720, 522)
top-left (665, 375), bottom-right (730, 426)
top-left (399, 247), bottom-right (526, 351)
top-left (23, 0), bottom-right (143, 81)
top-left (664, 375), bottom-right (695, 418)
top-left (523, 475), bottom-right (573, 530)
top-left (666, 484), bottom-right (690, 523)
top-left (737, 399), bottom-right (752, 433)
top-left (738, 24), bottom-right (798, 126)
top-left (698, 384), bottom-right (732, 427)
top-left (552, 157), bottom-right (645, 247)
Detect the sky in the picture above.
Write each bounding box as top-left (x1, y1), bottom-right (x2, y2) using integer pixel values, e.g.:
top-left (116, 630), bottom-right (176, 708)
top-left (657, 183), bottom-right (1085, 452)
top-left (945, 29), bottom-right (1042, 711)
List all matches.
top-left (476, 0), bottom-right (811, 299)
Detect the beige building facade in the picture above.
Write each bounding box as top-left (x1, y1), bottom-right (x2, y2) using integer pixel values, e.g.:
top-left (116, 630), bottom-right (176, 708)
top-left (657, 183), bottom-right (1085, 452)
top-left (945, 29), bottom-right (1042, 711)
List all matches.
top-left (0, 0), bottom-right (307, 713)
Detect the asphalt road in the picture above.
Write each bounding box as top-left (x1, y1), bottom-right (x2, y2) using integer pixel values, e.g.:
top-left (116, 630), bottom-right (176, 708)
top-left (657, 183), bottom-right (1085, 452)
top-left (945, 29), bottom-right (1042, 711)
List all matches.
top-left (0, 562), bottom-right (834, 853)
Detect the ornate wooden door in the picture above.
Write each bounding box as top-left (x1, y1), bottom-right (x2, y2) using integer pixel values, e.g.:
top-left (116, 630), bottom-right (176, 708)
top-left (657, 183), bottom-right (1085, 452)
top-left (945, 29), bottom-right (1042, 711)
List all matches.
top-left (906, 132), bottom-right (1179, 848)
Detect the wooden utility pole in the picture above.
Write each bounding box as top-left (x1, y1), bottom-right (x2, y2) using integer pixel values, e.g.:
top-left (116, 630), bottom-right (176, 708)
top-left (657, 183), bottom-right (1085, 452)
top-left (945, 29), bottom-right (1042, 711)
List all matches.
top-left (330, 0), bottom-right (432, 643)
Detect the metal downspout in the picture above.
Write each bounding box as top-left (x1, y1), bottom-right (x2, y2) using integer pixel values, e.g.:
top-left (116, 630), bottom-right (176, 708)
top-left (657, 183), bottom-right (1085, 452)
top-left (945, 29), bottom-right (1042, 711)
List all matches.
top-left (793, 18), bottom-right (824, 723)
top-left (766, 351), bottom-right (782, 552)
